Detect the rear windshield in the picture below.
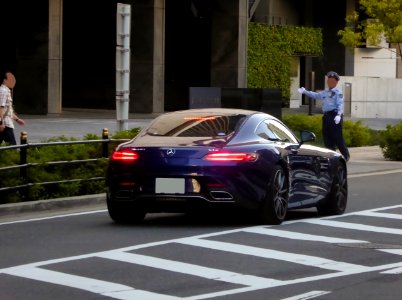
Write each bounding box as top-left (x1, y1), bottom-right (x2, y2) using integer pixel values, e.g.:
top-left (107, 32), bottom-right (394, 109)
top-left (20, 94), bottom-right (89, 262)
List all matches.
top-left (146, 113), bottom-right (247, 137)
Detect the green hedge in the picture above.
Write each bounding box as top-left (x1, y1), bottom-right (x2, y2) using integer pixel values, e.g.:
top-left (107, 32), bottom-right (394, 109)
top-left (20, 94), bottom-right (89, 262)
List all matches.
top-left (0, 128), bottom-right (140, 203)
top-left (379, 122), bottom-right (402, 160)
top-left (283, 113), bottom-right (373, 147)
top-left (248, 23), bottom-right (323, 104)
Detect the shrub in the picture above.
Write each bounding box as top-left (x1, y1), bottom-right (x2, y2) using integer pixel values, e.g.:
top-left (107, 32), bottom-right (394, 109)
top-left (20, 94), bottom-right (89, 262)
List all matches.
top-left (283, 114), bottom-right (323, 145)
top-left (343, 120), bottom-right (371, 147)
top-left (111, 127), bottom-right (141, 139)
top-left (0, 128), bottom-right (140, 203)
top-left (283, 113), bottom-right (373, 147)
top-left (379, 122), bottom-right (402, 161)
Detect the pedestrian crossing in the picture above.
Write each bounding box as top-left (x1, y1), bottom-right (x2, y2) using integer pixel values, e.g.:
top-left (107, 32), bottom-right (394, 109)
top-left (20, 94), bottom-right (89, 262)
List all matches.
top-left (2, 204), bottom-right (402, 299)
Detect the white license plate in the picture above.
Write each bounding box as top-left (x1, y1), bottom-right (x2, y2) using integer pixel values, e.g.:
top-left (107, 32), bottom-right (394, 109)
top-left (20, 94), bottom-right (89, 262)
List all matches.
top-left (155, 178), bottom-right (185, 194)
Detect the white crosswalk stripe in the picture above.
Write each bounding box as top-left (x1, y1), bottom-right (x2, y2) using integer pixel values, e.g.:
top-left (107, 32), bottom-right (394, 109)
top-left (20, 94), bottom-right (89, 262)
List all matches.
top-left (176, 237), bottom-right (370, 272)
top-left (3, 266), bottom-right (181, 300)
top-left (242, 227), bottom-right (369, 243)
top-left (302, 219), bottom-right (402, 235)
top-left (353, 211), bottom-right (402, 219)
top-left (97, 251), bottom-right (283, 288)
top-left (2, 204), bottom-right (402, 299)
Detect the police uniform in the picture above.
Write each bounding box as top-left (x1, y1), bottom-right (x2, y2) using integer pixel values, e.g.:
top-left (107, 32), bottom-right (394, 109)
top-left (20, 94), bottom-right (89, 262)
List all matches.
top-left (298, 71), bottom-right (350, 161)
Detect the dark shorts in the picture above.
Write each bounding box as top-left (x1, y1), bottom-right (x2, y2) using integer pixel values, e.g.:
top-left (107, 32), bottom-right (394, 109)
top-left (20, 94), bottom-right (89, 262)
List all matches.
top-left (0, 126), bottom-right (17, 145)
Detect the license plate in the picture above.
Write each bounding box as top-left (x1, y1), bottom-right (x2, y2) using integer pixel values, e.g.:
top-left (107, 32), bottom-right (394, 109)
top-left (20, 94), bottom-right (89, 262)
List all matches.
top-left (155, 178), bottom-right (185, 194)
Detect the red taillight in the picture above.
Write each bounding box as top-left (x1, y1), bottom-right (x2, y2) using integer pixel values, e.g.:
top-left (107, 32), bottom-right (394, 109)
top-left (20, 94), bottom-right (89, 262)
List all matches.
top-left (204, 152), bottom-right (257, 162)
top-left (184, 116), bottom-right (216, 121)
top-left (111, 150), bottom-right (139, 161)
top-left (119, 182), bottom-right (137, 187)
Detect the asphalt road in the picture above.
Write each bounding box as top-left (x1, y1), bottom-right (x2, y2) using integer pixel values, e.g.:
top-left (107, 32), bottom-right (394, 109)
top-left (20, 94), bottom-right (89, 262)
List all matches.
top-left (1, 170), bottom-right (402, 300)
top-left (1, 108), bottom-right (402, 299)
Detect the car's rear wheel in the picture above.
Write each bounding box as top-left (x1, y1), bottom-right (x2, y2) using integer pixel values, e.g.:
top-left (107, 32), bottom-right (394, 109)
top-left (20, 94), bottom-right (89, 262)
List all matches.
top-left (107, 195), bottom-right (146, 224)
top-left (317, 163), bottom-right (347, 215)
top-left (259, 165), bottom-right (289, 225)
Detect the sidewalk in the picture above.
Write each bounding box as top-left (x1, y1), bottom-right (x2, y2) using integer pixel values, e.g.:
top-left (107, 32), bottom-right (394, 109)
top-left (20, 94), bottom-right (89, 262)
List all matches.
top-left (15, 109), bottom-right (158, 143)
top-left (348, 145), bottom-right (402, 175)
top-left (1, 108), bottom-right (402, 220)
top-left (16, 108), bottom-right (402, 143)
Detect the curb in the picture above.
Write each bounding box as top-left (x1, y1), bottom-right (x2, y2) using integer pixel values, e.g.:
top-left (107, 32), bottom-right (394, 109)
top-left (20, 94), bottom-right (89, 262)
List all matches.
top-left (0, 194), bottom-right (106, 218)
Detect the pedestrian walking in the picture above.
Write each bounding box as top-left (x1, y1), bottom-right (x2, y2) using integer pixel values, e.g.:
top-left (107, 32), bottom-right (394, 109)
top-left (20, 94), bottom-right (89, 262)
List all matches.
top-left (0, 71), bottom-right (25, 145)
top-left (297, 71), bottom-right (350, 161)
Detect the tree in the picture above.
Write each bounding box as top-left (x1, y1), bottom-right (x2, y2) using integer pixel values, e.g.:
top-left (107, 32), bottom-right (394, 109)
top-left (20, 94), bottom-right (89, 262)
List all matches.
top-left (338, 0), bottom-right (402, 56)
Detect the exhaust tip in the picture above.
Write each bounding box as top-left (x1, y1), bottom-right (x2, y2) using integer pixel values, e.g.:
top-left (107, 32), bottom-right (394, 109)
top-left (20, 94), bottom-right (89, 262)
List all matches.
top-left (209, 191), bottom-right (234, 201)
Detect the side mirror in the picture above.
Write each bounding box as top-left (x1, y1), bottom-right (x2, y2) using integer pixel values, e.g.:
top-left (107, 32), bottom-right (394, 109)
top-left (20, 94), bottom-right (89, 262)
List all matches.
top-left (299, 130), bottom-right (316, 145)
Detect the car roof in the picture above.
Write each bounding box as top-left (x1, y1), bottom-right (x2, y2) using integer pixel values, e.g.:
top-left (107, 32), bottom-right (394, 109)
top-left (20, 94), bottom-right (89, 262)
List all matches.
top-left (159, 108), bottom-right (272, 117)
top-left (160, 107), bottom-right (277, 119)
top-left (121, 108), bottom-right (283, 148)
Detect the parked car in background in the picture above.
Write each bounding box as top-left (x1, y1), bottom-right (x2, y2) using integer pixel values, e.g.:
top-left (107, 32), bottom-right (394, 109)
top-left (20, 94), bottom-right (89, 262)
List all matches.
top-left (106, 108), bottom-right (348, 225)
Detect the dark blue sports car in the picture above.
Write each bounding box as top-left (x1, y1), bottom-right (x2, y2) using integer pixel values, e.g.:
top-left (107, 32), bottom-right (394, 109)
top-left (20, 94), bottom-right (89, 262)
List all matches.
top-left (106, 108), bottom-right (348, 224)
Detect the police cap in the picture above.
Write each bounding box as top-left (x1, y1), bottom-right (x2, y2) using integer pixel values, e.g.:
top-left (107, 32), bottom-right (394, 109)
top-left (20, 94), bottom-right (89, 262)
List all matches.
top-left (326, 71), bottom-right (340, 81)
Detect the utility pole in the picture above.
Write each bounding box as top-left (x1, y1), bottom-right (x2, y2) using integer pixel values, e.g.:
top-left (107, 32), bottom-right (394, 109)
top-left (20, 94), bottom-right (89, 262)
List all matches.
top-left (116, 3), bottom-right (131, 131)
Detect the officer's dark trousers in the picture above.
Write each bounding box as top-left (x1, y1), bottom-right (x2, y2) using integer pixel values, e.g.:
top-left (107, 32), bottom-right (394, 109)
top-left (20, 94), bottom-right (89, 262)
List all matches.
top-left (322, 111), bottom-right (350, 160)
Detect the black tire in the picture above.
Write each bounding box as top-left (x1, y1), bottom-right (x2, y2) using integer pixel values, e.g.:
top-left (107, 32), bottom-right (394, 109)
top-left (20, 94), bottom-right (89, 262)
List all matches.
top-left (317, 163), bottom-right (348, 215)
top-left (107, 196), bottom-right (146, 224)
top-left (259, 165), bottom-right (289, 225)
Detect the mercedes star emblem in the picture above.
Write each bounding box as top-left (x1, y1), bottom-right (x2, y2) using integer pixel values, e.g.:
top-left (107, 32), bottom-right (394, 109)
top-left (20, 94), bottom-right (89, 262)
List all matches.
top-left (166, 149), bottom-right (175, 156)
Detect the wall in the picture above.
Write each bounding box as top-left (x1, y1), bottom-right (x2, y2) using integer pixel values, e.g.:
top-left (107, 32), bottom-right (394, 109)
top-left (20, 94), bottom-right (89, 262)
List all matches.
top-left (289, 57), bottom-right (301, 108)
top-left (354, 48), bottom-right (397, 78)
top-left (340, 76), bottom-right (402, 119)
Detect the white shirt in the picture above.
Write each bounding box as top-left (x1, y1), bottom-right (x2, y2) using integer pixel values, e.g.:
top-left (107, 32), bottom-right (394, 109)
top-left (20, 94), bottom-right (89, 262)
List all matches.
top-left (0, 83), bottom-right (14, 129)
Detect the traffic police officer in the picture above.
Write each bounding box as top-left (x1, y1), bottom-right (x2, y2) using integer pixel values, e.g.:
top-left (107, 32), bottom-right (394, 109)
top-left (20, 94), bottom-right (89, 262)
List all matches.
top-left (298, 71), bottom-right (350, 161)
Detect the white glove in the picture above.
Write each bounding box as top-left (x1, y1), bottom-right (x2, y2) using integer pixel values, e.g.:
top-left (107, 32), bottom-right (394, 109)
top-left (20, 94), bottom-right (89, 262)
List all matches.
top-left (334, 115), bottom-right (341, 124)
top-left (297, 87), bottom-right (305, 94)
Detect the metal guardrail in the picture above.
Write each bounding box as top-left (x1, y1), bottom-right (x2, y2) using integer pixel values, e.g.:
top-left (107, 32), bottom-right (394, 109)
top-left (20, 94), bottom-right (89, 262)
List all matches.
top-left (0, 129), bottom-right (129, 200)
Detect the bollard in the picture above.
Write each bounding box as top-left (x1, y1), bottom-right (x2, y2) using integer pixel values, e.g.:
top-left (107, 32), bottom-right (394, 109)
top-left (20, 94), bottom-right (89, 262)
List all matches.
top-left (102, 128), bottom-right (109, 158)
top-left (20, 131), bottom-right (28, 145)
top-left (20, 131), bottom-right (28, 199)
top-left (20, 131), bottom-right (27, 178)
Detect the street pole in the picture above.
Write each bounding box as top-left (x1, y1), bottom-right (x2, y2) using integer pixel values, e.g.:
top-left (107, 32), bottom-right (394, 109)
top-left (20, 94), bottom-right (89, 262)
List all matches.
top-left (116, 3), bottom-right (131, 131)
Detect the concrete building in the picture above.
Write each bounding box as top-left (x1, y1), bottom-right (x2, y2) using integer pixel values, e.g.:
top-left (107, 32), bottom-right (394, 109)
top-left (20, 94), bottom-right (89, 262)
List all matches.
top-left (1, 0), bottom-right (249, 116)
top-left (1, 0), bottom-right (401, 119)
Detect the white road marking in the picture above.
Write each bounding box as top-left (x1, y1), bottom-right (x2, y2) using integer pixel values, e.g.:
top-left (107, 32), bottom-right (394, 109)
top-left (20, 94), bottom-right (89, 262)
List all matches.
top-left (281, 290), bottom-right (331, 300)
top-left (379, 249), bottom-right (402, 256)
top-left (97, 251), bottom-right (282, 288)
top-left (353, 211), bottom-right (402, 219)
top-left (348, 169), bottom-right (402, 178)
top-left (2, 205), bottom-right (402, 299)
top-left (303, 219), bottom-right (402, 235)
top-left (242, 227), bottom-right (369, 244)
top-left (177, 238), bottom-right (370, 272)
top-left (3, 266), bottom-right (180, 300)
top-left (0, 210), bottom-right (107, 226)
top-left (381, 267), bottom-right (402, 274)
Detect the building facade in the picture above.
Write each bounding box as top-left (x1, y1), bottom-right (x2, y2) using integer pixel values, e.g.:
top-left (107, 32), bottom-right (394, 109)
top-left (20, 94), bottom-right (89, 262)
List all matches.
top-left (1, 0), bottom-right (400, 118)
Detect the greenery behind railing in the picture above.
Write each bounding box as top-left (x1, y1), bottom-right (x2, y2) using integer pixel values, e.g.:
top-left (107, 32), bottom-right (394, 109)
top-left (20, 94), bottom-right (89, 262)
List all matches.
top-left (0, 128), bottom-right (140, 203)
